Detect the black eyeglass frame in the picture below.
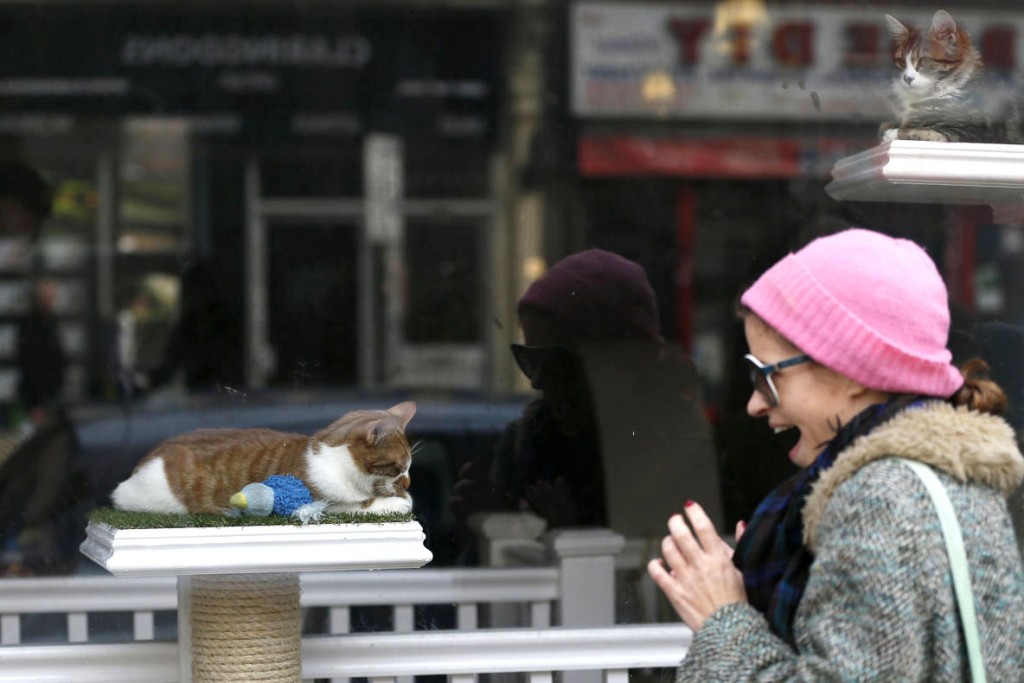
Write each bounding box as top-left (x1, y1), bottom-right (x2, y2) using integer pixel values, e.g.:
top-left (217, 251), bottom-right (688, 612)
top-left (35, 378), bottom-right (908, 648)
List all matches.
top-left (744, 353), bottom-right (812, 407)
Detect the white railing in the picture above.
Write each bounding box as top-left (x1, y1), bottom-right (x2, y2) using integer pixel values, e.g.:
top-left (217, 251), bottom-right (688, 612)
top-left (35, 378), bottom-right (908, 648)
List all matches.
top-left (0, 567), bottom-right (560, 645)
top-left (0, 523), bottom-right (689, 682)
top-left (0, 574), bottom-right (177, 644)
top-left (0, 624), bottom-right (691, 683)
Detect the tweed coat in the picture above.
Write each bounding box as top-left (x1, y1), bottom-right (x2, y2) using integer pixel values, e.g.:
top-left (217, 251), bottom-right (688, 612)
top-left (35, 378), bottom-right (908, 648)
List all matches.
top-left (678, 401), bottom-right (1024, 682)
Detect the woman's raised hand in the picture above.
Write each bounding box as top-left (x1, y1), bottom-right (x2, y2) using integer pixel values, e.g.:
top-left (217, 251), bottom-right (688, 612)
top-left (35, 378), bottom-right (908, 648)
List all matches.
top-left (647, 501), bottom-right (748, 631)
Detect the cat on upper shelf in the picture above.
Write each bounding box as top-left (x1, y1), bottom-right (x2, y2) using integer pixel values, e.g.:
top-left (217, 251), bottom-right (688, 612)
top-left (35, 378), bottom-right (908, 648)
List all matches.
top-left (880, 9), bottom-right (1023, 144)
top-left (111, 401), bottom-right (417, 517)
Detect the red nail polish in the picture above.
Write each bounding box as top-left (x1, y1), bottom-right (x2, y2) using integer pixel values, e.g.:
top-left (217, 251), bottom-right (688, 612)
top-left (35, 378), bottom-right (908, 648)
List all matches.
top-left (684, 500), bottom-right (695, 508)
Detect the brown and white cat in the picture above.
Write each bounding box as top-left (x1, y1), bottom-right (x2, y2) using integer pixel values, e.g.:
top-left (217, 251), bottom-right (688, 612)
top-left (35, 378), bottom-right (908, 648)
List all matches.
top-left (880, 10), bottom-right (1023, 144)
top-left (111, 401), bottom-right (416, 516)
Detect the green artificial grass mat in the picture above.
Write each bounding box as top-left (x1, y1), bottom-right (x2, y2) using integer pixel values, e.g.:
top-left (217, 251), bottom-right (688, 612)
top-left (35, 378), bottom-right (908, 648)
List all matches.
top-left (89, 506), bottom-right (415, 529)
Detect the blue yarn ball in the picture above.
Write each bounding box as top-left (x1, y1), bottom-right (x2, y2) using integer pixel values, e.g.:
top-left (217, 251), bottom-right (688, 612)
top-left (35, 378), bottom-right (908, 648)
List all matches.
top-left (263, 474), bottom-right (314, 516)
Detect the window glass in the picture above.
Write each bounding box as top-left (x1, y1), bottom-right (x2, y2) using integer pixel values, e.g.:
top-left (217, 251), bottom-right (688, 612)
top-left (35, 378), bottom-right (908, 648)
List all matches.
top-left (0, 0), bottom-right (1021, 659)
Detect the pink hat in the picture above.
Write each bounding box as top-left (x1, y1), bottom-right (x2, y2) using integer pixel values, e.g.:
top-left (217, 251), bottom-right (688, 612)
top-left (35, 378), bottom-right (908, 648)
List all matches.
top-left (741, 228), bottom-right (963, 397)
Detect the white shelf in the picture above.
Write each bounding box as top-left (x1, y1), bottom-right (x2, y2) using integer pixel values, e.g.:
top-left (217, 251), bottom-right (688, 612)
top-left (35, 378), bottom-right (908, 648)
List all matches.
top-left (80, 520), bottom-right (434, 577)
top-left (825, 140), bottom-right (1024, 224)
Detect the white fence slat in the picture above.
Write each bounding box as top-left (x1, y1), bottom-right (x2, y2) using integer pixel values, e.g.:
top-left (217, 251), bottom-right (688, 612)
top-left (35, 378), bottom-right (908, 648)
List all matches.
top-left (329, 606), bottom-right (350, 634)
top-left (0, 576), bottom-right (177, 613)
top-left (455, 603), bottom-right (476, 630)
top-left (328, 606), bottom-right (351, 683)
top-left (301, 624), bottom-right (691, 678)
top-left (300, 567), bottom-right (559, 605)
top-left (0, 615), bottom-right (18, 645)
top-left (0, 624), bottom-right (689, 681)
top-left (530, 600), bottom-right (551, 627)
top-left (528, 673), bottom-right (553, 683)
top-left (604, 670), bottom-right (628, 683)
top-left (394, 605), bottom-right (414, 632)
top-left (0, 641), bottom-right (178, 682)
top-left (449, 674), bottom-right (475, 683)
top-left (68, 612), bottom-right (88, 642)
top-left (134, 611), bottom-right (155, 641)
top-left (393, 605), bottom-right (414, 683)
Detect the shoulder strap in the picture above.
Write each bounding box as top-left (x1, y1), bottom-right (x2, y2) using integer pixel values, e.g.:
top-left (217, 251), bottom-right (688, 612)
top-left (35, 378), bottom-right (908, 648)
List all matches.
top-left (895, 458), bottom-right (986, 683)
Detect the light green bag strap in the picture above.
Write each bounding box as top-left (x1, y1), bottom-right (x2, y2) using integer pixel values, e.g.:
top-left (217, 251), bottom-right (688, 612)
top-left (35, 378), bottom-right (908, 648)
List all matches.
top-left (895, 458), bottom-right (986, 683)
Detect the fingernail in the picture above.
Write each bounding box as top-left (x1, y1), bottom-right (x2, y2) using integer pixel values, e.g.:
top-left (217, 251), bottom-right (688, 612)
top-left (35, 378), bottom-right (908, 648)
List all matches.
top-left (684, 500), bottom-right (695, 508)
top-left (739, 521), bottom-right (747, 532)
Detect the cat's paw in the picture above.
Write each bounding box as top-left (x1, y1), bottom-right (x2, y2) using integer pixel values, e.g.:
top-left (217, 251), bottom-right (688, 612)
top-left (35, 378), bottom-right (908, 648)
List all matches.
top-left (324, 494), bottom-right (413, 516)
top-left (898, 129), bottom-right (949, 142)
top-left (361, 495), bottom-right (413, 515)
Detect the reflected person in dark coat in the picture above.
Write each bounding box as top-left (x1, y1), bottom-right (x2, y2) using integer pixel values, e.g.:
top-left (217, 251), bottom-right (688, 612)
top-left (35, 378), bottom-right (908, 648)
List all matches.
top-left (0, 161), bottom-right (79, 576)
top-left (450, 248), bottom-right (721, 548)
top-left (0, 162), bottom-right (66, 425)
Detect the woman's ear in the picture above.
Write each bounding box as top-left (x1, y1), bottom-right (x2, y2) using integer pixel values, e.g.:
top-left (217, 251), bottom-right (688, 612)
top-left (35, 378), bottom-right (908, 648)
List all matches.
top-left (844, 376), bottom-right (889, 404)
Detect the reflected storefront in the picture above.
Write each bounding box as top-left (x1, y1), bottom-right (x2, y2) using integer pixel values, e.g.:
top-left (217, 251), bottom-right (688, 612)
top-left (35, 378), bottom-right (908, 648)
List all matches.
top-left (567, 1), bottom-right (1024, 526)
top-left (0, 2), bottom-right (507, 403)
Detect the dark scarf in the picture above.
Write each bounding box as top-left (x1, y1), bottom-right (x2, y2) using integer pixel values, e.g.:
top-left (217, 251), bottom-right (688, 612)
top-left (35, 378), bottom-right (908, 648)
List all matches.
top-left (732, 395), bottom-right (921, 647)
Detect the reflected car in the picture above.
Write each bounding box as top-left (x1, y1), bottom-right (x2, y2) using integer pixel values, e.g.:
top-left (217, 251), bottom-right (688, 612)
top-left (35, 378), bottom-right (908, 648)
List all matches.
top-left (3, 388), bottom-right (528, 576)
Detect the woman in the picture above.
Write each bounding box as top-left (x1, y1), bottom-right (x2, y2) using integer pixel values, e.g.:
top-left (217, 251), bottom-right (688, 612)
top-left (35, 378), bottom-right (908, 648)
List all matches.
top-left (649, 228), bottom-right (1024, 680)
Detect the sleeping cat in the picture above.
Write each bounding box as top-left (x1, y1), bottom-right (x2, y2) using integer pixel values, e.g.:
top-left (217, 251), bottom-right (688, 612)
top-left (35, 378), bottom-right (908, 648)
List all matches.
top-left (111, 401), bottom-right (416, 516)
top-left (880, 10), bottom-right (1023, 144)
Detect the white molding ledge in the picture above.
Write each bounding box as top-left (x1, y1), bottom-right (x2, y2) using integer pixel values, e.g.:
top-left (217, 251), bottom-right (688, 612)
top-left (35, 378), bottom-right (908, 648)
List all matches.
top-left (80, 521), bottom-right (433, 576)
top-left (825, 140), bottom-right (1024, 224)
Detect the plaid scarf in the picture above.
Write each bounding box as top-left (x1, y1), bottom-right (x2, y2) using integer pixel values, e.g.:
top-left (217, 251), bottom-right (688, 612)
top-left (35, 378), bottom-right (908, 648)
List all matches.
top-left (732, 395), bottom-right (921, 647)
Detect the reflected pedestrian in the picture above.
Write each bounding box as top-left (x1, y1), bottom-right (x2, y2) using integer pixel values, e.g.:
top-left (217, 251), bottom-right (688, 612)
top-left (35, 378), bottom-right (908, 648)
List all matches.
top-left (450, 248), bottom-right (720, 547)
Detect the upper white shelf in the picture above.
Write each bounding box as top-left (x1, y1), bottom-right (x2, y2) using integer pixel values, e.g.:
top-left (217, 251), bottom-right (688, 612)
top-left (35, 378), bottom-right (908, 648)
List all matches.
top-left (81, 520), bottom-right (434, 577)
top-left (825, 140), bottom-right (1024, 224)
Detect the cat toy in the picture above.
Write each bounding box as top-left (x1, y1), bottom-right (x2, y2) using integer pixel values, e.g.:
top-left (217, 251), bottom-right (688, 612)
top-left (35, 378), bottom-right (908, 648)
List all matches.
top-left (229, 474), bottom-right (328, 524)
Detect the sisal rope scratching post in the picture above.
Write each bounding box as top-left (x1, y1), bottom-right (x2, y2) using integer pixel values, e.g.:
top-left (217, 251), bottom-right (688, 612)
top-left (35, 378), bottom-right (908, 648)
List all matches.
top-left (81, 520), bottom-right (433, 681)
top-left (189, 573), bottom-right (302, 682)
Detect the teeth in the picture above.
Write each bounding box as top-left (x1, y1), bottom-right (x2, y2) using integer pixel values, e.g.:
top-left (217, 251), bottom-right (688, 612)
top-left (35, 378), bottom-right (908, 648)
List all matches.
top-left (774, 427), bottom-right (789, 434)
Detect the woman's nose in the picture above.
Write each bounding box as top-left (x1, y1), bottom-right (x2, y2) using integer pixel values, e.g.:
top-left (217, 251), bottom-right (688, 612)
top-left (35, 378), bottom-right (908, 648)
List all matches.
top-left (747, 389), bottom-right (771, 417)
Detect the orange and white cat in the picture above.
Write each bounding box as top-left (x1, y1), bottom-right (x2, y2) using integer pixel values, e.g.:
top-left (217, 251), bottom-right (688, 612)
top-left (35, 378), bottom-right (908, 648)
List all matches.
top-left (111, 401), bottom-right (416, 516)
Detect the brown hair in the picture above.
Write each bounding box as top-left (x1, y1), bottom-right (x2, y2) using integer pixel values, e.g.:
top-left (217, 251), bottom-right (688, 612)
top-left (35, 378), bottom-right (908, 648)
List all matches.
top-left (951, 358), bottom-right (1006, 415)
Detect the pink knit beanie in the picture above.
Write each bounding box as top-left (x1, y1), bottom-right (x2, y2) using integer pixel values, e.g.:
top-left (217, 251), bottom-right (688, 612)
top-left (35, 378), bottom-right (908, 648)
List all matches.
top-left (740, 228), bottom-right (963, 397)
top-left (518, 248), bottom-right (661, 342)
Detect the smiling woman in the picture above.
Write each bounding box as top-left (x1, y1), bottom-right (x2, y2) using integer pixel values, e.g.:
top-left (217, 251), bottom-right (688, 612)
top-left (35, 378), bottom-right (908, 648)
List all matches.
top-left (649, 228), bottom-right (1024, 681)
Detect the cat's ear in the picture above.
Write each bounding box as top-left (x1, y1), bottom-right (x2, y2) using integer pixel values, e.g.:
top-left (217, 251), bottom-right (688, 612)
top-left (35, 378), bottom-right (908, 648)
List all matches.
top-left (885, 14), bottom-right (909, 39)
top-left (929, 10), bottom-right (958, 42)
top-left (387, 401), bottom-right (417, 430)
top-left (362, 418), bottom-right (392, 445)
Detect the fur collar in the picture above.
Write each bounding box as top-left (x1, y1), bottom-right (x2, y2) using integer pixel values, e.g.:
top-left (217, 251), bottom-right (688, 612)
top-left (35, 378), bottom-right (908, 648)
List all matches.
top-left (803, 401), bottom-right (1024, 551)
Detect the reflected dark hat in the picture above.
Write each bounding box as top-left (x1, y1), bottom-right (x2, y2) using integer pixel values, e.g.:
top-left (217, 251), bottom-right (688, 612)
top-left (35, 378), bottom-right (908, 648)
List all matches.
top-left (0, 162), bottom-right (52, 218)
top-left (518, 248), bottom-right (660, 342)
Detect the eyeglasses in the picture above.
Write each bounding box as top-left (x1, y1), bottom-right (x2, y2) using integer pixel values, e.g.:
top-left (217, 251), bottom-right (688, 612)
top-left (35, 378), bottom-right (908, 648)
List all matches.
top-left (510, 343), bottom-right (580, 382)
top-left (744, 353), bottom-right (812, 407)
